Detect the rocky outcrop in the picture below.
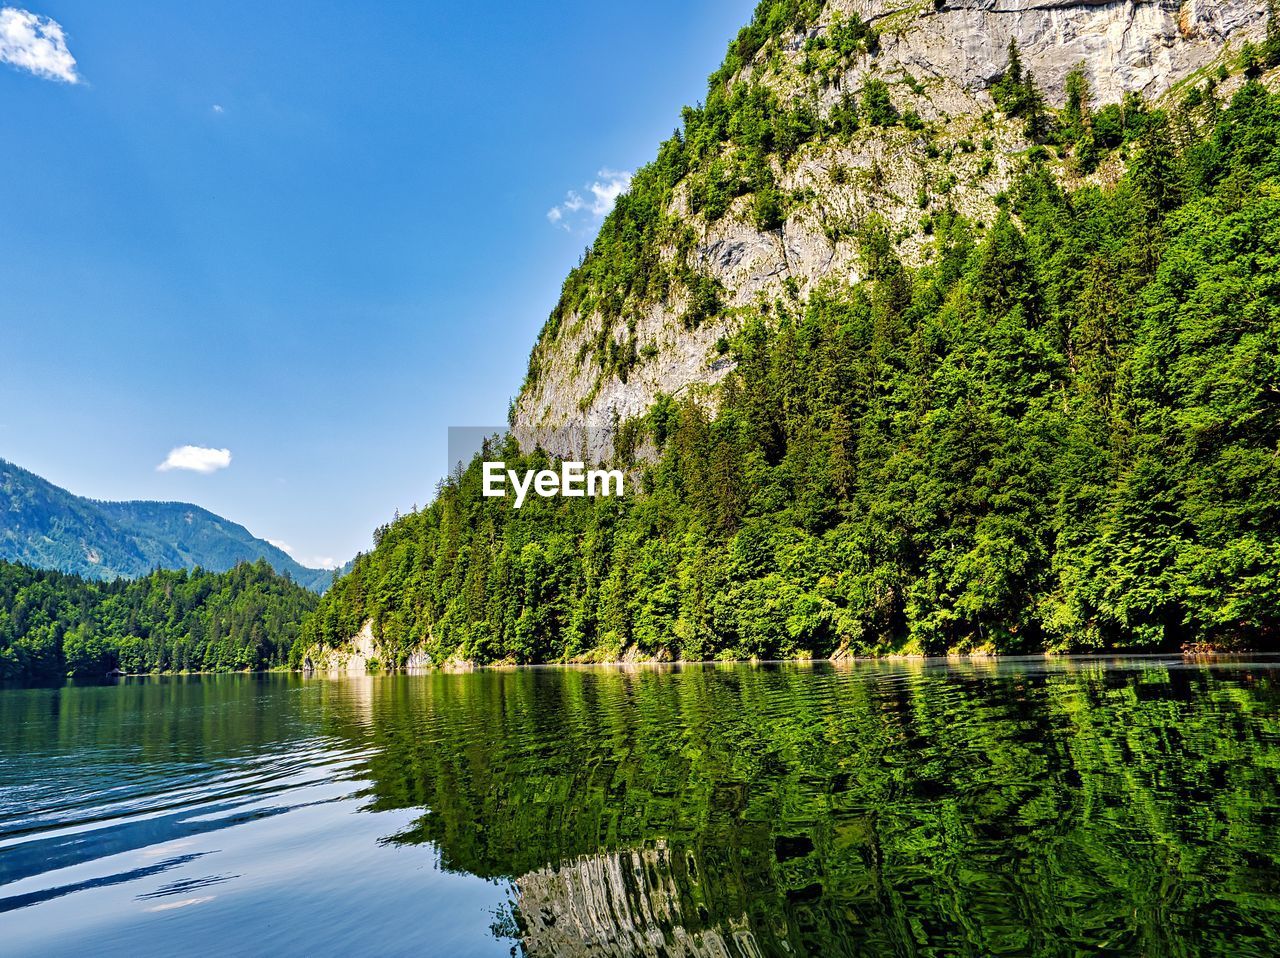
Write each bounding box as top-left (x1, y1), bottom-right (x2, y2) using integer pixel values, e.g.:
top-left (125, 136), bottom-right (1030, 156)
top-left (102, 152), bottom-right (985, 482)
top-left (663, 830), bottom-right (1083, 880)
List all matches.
top-left (303, 620), bottom-right (436, 673)
top-left (304, 621), bottom-right (381, 674)
top-left (511, 0), bottom-right (1266, 460)
top-left (404, 649), bottom-right (433, 671)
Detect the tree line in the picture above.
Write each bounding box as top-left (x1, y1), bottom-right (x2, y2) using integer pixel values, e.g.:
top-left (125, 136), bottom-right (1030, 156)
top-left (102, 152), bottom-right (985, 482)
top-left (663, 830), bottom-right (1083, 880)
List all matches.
top-left (0, 559), bottom-right (318, 682)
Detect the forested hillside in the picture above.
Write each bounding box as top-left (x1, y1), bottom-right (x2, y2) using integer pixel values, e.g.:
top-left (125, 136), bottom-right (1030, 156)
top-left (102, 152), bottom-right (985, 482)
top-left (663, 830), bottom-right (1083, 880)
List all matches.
top-left (307, 68), bottom-right (1280, 665)
top-left (0, 458), bottom-right (337, 590)
top-left (0, 559), bottom-right (318, 682)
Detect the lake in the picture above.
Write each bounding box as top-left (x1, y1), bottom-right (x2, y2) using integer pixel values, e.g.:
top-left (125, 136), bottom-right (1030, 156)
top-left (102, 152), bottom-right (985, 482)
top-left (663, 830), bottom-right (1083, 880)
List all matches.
top-left (2, 658), bottom-right (1279, 956)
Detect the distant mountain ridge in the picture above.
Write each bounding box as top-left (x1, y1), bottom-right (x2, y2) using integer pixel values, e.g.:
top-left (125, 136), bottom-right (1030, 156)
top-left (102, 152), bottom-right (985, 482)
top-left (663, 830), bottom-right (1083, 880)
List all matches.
top-left (0, 458), bottom-right (339, 592)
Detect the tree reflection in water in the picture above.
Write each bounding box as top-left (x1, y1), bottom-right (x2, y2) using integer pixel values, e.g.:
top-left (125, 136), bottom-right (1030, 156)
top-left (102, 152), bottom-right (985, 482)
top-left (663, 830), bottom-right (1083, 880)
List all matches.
top-left (340, 658), bottom-right (1280, 957)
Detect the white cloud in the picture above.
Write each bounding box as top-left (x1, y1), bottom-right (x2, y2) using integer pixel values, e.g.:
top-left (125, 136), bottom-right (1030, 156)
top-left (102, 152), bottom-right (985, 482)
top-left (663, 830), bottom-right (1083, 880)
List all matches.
top-left (267, 538), bottom-right (335, 570)
top-left (157, 445), bottom-right (232, 474)
top-left (548, 168), bottom-right (632, 230)
top-left (0, 7), bottom-right (79, 84)
top-left (212, 103), bottom-right (224, 114)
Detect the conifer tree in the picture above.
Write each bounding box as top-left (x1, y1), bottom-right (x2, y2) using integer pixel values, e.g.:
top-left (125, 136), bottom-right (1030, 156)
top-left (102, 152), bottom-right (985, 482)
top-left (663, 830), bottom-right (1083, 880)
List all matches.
top-left (1022, 71), bottom-right (1049, 140)
top-left (1131, 114), bottom-right (1184, 220)
top-left (1062, 67), bottom-right (1091, 142)
top-left (993, 39), bottom-right (1027, 114)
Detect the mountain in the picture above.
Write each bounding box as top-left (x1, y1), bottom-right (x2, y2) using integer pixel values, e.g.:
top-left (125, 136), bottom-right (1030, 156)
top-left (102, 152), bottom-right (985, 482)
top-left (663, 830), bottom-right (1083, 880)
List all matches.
top-left (305, 0), bottom-right (1280, 665)
top-left (512, 0), bottom-right (1270, 456)
top-left (0, 459), bottom-right (338, 592)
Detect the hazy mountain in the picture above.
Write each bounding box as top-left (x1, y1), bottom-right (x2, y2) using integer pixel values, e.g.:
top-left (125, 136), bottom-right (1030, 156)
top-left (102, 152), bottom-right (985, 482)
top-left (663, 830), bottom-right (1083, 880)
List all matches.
top-left (0, 458), bottom-right (340, 591)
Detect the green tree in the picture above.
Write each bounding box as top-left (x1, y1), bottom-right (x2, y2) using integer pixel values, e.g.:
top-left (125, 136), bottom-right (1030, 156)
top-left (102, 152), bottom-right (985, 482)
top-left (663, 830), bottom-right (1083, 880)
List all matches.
top-left (861, 79), bottom-right (898, 126)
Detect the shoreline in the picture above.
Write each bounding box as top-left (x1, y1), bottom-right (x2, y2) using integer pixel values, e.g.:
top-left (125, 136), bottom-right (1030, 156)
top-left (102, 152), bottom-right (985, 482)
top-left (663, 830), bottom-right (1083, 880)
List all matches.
top-left (88, 647), bottom-right (1277, 682)
top-left (1, 646), bottom-right (1259, 687)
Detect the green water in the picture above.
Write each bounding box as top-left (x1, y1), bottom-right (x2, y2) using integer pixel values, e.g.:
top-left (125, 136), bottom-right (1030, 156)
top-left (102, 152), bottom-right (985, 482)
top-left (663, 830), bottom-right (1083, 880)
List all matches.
top-left (2, 658), bottom-right (1280, 956)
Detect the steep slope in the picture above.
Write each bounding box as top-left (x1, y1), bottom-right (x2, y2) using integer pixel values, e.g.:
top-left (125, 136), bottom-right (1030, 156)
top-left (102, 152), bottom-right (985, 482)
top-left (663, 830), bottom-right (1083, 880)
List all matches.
top-left (307, 0), bottom-right (1280, 664)
top-left (513, 0), bottom-right (1268, 457)
top-left (0, 459), bottom-right (337, 591)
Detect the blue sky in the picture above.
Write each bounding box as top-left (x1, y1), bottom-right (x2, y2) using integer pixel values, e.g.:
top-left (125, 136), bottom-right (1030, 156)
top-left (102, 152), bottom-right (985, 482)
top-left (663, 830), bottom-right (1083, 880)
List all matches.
top-left (0, 0), bottom-right (753, 568)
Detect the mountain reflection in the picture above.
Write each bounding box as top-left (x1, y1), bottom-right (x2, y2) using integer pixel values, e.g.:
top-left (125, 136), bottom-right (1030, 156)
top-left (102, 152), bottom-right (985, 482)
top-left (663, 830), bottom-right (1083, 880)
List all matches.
top-left (346, 660), bottom-right (1280, 956)
top-left (517, 843), bottom-right (760, 957)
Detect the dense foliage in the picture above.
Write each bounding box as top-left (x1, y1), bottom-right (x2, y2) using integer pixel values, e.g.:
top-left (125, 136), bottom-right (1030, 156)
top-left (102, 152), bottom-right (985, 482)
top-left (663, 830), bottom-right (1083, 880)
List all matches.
top-left (0, 559), bottom-right (319, 681)
top-left (312, 80), bottom-right (1280, 665)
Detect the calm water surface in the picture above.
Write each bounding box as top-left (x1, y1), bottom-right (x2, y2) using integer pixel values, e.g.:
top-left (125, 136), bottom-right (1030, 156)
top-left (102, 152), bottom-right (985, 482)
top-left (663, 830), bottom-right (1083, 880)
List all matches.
top-left (2, 658), bottom-right (1280, 956)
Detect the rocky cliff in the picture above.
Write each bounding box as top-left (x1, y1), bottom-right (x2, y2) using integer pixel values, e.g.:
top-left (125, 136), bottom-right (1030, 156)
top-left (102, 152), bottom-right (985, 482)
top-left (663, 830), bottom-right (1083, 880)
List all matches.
top-left (512, 0), bottom-right (1266, 459)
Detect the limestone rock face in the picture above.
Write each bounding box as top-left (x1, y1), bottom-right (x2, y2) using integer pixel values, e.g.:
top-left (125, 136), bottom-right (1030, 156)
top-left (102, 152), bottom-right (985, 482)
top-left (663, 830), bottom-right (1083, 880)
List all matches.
top-left (403, 649), bottom-right (432, 670)
top-left (511, 0), bottom-right (1265, 460)
top-left (859, 0), bottom-right (1261, 104)
top-left (304, 620), bottom-right (380, 674)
